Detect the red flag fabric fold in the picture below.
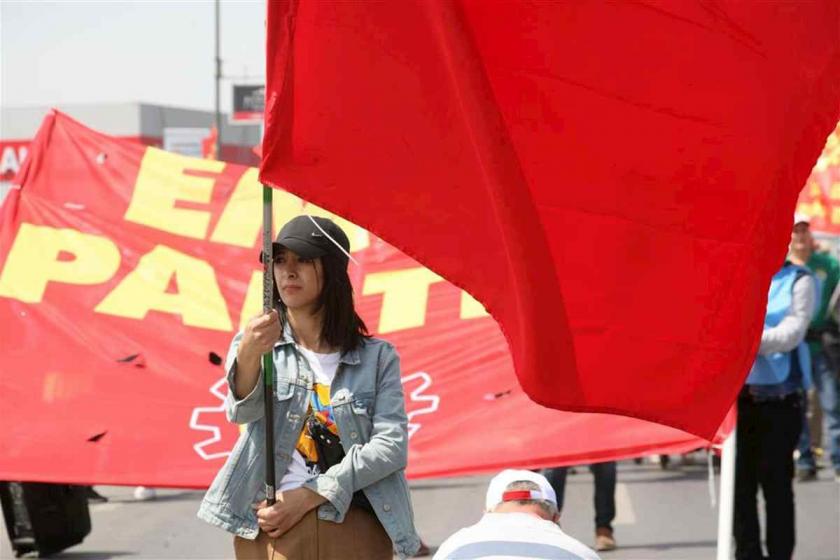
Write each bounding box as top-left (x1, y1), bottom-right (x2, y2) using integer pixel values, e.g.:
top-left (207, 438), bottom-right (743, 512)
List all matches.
top-left (261, 0), bottom-right (840, 438)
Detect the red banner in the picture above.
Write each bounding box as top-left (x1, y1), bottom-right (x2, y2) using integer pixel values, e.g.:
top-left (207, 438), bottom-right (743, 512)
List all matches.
top-left (261, 1), bottom-right (840, 439)
top-left (0, 112), bottom-right (730, 487)
top-left (797, 121), bottom-right (840, 234)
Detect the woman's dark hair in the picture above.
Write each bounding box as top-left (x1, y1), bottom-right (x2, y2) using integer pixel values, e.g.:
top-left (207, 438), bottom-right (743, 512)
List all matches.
top-left (275, 251), bottom-right (369, 354)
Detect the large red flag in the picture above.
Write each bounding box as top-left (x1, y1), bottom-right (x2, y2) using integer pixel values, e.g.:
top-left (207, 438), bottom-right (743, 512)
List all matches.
top-left (260, 1), bottom-right (840, 439)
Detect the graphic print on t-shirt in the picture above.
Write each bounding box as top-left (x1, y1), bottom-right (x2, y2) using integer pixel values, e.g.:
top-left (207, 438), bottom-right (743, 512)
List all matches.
top-left (296, 383), bottom-right (340, 466)
top-left (278, 347), bottom-right (341, 491)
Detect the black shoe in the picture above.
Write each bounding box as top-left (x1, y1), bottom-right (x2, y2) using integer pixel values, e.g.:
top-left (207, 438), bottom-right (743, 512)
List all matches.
top-left (796, 469), bottom-right (817, 482)
top-left (84, 487), bottom-right (109, 503)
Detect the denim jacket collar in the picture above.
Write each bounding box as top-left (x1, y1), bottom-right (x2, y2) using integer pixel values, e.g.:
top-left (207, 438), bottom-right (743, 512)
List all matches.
top-left (274, 321), bottom-right (296, 347)
top-left (340, 346), bottom-right (361, 366)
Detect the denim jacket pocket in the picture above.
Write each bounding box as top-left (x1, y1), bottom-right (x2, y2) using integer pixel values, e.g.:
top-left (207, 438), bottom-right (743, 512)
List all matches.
top-left (330, 389), bottom-right (372, 447)
top-left (330, 387), bottom-right (353, 407)
top-left (351, 392), bottom-right (374, 414)
top-left (350, 392), bottom-right (375, 441)
top-left (274, 378), bottom-right (294, 401)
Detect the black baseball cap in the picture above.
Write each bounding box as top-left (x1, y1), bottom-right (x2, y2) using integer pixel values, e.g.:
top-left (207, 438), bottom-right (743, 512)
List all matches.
top-left (262, 215), bottom-right (351, 265)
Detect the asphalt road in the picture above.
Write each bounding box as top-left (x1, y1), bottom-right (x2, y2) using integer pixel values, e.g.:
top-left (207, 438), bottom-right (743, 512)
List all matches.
top-left (2, 459), bottom-right (838, 559)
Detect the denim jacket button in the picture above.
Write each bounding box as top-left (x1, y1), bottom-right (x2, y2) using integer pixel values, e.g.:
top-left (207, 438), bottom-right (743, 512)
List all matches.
top-left (351, 431), bottom-right (359, 440)
top-left (383, 504), bottom-right (391, 512)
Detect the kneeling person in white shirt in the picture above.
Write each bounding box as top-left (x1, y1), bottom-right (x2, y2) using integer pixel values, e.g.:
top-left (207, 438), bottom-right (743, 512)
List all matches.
top-left (434, 469), bottom-right (600, 560)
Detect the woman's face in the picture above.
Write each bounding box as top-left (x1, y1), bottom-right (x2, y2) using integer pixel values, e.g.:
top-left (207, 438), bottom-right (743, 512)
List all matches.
top-left (273, 248), bottom-right (323, 312)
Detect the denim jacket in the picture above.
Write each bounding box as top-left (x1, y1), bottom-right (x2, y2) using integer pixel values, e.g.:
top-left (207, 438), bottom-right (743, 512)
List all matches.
top-left (197, 325), bottom-right (420, 558)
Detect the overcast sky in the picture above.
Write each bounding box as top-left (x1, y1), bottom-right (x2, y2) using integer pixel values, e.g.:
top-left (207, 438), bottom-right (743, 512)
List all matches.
top-left (1, 0), bottom-right (264, 112)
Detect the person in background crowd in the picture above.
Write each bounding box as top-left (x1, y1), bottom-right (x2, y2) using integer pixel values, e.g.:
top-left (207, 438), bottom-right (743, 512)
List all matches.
top-left (542, 462), bottom-right (617, 552)
top-left (789, 213), bottom-right (840, 483)
top-left (197, 215), bottom-right (420, 559)
top-left (433, 470), bottom-right (599, 560)
top-left (734, 235), bottom-right (817, 560)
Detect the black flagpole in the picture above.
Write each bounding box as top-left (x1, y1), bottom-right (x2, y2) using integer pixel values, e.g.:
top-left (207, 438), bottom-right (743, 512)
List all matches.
top-left (262, 185), bottom-right (276, 506)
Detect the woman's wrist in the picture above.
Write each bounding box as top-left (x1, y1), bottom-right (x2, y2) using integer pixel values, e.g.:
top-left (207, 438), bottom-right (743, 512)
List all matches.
top-left (303, 487), bottom-right (327, 510)
top-left (236, 342), bottom-right (261, 368)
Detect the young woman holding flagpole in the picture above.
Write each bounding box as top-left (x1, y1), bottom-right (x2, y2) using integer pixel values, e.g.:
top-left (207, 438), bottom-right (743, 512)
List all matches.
top-left (198, 214), bottom-right (421, 559)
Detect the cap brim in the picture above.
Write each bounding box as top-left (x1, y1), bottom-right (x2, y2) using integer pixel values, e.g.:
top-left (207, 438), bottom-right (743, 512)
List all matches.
top-left (258, 239), bottom-right (332, 264)
top-left (273, 238), bottom-right (328, 259)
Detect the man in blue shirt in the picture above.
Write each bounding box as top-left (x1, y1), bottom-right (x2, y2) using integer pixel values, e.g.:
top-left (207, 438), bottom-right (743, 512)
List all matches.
top-left (733, 256), bottom-right (816, 560)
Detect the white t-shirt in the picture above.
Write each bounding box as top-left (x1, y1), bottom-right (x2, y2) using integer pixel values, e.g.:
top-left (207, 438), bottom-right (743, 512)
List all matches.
top-left (278, 346), bottom-right (341, 493)
top-left (433, 512), bottom-right (600, 560)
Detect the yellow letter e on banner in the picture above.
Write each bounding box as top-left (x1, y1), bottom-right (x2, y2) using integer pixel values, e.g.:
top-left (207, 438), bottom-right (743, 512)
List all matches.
top-left (124, 148), bottom-right (224, 240)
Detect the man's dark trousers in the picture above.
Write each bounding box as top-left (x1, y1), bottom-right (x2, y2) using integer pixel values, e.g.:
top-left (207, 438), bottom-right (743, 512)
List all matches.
top-left (734, 393), bottom-right (802, 560)
top-left (543, 462), bottom-right (616, 531)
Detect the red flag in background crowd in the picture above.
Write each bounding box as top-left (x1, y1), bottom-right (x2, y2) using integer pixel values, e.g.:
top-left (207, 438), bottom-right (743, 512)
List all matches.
top-left (0, 111), bottom-right (729, 487)
top-left (797, 121), bottom-right (840, 233)
top-left (261, 1), bottom-right (840, 439)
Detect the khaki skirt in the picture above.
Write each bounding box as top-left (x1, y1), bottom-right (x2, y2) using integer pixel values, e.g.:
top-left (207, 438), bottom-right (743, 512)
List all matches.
top-left (233, 506), bottom-right (392, 560)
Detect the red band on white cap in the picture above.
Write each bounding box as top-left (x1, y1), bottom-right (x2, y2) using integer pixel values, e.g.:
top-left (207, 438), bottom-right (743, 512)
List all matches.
top-left (501, 490), bottom-right (542, 502)
top-left (485, 469), bottom-right (558, 510)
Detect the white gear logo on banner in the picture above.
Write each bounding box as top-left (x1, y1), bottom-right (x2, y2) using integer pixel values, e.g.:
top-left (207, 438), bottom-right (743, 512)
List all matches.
top-left (190, 377), bottom-right (232, 461)
top-left (400, 371), bottom-right (440, 439)
top-left (190, 371), bottom-right (441, 460)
